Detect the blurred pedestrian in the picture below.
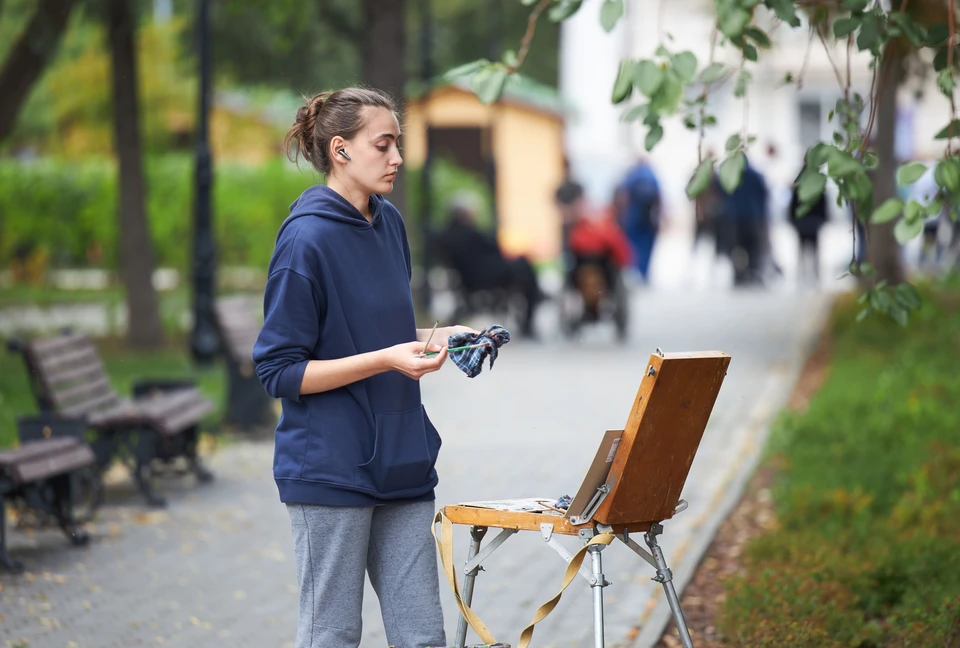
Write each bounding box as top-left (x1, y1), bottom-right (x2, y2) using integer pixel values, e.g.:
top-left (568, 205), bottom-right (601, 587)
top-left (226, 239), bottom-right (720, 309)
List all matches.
top-left (436, 194), bottom-right (544, 338)
top-left (617, 158), bottom-right (662, 283)
top-left (788, 166), bottom-right (828, 286)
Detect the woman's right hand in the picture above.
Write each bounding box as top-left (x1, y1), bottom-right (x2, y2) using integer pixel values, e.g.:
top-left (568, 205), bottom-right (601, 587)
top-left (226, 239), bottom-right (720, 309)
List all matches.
top-left (383, 341), bottom-right (448, 380)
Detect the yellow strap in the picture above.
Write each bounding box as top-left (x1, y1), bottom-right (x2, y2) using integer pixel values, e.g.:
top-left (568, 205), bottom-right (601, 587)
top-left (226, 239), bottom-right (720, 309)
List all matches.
top-left (433, 510), bottom-right (616, 648)
top-left (433, 510), bottom-right (499, 645)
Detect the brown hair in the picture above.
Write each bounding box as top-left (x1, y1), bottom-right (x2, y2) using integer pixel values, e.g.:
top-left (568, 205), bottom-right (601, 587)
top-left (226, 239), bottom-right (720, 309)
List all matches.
top-left (283, 87), bottom-right (398, 174)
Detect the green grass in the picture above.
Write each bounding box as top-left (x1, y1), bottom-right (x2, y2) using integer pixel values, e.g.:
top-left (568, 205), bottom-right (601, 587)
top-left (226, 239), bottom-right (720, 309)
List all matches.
top-left (0, 334), bottom-right (226, 449)
top-left (719, 283), bottom-right (960, 647)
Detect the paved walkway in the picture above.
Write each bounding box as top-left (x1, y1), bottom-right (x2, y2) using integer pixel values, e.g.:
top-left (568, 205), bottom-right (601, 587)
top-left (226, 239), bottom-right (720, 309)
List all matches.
top-left (0, 223), bottom-right (842, 648)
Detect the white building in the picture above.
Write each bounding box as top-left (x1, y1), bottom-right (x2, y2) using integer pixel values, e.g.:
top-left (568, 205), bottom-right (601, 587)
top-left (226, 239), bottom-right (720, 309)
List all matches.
top-left (560, 0), bottom-right (953, 228)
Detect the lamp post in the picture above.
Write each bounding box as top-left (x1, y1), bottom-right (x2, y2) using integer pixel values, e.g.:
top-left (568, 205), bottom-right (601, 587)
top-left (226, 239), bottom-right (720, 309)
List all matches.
top-left (190, 0), bottom-right (219, 365)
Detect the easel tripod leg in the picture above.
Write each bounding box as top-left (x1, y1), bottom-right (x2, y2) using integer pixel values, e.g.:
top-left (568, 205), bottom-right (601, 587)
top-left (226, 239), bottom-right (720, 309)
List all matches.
top-left (644, 528), bottom-right (694, 648)
top-left (589, 544), bottom-right (607, 648)
top-left (454, 525), bottom-right (487, 648)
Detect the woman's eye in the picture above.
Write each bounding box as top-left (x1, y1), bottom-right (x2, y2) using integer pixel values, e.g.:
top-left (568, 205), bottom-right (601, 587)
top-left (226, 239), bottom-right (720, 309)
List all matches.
top-left (377, 146), bottom-right (388, 152)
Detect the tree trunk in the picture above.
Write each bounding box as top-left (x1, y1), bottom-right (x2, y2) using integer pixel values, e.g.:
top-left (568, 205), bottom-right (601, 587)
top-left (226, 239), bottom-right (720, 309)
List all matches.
top-left (0, 0), bottom-right (77, 142)
top-left (867, 45), bottom-right (906, 286)
top-left (106, 0), bottom-right (164, 348)
top-left (363, 0), bottom-right (407, 217)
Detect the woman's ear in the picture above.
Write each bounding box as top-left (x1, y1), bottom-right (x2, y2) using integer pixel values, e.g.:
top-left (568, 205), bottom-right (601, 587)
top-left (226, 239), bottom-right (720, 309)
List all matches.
top-left (330, 136), bottom-right (347, 165)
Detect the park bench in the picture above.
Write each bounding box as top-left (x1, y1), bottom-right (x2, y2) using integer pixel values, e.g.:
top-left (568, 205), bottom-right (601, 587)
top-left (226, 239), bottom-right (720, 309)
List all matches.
top-left (0, 435), bottom-right (95, 573)
top-left (213, 294), bottom-right (275, 432)
top-left (7, 332), bottom-right (216, 508)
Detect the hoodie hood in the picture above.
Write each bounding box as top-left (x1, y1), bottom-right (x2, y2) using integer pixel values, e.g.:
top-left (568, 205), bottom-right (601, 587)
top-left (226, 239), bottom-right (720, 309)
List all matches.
top-left (277, 184), bottom-right (385, 239)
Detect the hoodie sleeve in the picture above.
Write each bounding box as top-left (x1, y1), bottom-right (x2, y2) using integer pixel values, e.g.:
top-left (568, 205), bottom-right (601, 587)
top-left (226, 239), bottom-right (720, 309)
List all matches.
top-left (253, 268), bottom-right (322, 402)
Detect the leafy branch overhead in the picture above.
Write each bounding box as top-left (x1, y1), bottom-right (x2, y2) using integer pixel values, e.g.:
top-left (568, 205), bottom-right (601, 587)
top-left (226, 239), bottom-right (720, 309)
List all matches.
top-left (448, 0), bottom-right (960, 326)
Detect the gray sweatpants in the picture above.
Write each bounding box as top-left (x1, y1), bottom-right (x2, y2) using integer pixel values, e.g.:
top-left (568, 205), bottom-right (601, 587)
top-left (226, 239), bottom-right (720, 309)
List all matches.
top-left (287, 500), bottom-right (446, 648)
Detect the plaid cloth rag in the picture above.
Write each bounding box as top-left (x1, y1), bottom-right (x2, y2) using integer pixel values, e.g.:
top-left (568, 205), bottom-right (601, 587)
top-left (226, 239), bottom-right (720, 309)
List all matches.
top-left (448, 325), bottom-right (511, 378)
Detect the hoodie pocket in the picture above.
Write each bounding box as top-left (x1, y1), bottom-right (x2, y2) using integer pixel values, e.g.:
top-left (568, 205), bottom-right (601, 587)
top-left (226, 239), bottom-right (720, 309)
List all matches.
top-left (358, 405), bottom-right (438, 494)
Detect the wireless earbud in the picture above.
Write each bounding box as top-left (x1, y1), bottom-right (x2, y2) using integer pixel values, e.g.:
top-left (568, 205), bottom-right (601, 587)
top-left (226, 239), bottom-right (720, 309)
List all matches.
top-left (337, 149), bottom-right (351, 161)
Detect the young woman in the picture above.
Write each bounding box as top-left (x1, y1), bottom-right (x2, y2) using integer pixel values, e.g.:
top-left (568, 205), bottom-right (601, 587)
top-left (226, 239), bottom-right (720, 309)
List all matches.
top-left (254, 87), bottom-right (474, 648)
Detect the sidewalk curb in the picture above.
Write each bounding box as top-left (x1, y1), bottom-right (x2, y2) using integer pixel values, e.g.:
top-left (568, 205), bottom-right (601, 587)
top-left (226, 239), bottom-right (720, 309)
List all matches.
top-left (628, 294), bottom-right (836, 648)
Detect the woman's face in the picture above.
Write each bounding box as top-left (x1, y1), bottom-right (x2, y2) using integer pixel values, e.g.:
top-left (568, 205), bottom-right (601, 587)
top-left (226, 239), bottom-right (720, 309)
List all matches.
top-left (339, 106), bottom-right (403, 195)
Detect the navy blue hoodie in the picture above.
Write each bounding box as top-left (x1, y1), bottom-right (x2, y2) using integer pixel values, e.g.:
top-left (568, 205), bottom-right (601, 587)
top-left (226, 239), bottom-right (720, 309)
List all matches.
top-left (253, 185), bottom-right (440, 506)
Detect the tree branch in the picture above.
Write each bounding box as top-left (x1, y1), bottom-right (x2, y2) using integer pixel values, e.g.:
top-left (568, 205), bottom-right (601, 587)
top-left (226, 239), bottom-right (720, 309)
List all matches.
top-left (510, 0), bottom-right (551, 73)
top-left (0, 0), bottom-right (78, 143)
top-left (815, 24), bottom-right (846, 90)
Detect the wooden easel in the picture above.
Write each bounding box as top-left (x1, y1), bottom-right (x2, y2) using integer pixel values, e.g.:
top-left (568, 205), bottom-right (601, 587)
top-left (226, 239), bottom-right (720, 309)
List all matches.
top-left (434, 350), bottom-right (731, 648)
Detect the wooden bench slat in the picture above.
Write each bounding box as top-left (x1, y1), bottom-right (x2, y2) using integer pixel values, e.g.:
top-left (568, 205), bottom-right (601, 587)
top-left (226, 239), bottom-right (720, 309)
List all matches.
top-left (27, 332), bottom-right (91, 357)
top-left (33, 345), bottom-right (100, 375)
top-left (161, 399), bottom-right (216, 435)
top-left (43, 360), bottom-right (108, 388)
top-left (62, 390), bottom-right (122, 419)
top-left (11, 445), bottom-right (96, 485)
top-left (52, 374), bottom-right (114, 409)
top-left (0, 437), bottom-right (82, 466)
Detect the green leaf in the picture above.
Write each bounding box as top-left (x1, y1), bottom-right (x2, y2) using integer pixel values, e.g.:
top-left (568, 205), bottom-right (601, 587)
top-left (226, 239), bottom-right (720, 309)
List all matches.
top-left (805, 143), bottom-right (829, 167)
top-left (700, 62), bottom-right (725, 83)
top-left (935, 158), bottom-right (960, 193)
top-left (934, 119), bottom-right (960, 140)
top-left (671, 51), bottom-right (698, 82)
top-left (612, 60), bottom-right (634, 104)
top-left (934, 48), bottom-right (950, 73)
top-left (894, 211), bottom-right (924, 244)
top-left (734, 69), bottom-right (752, 98)
top-left (718, 153), bottom-right (746, 193)
top-left (549, 0), bottom-right (583, 22)
top-left (894, 282), bottom-right (922, 310)
top-left (745, 27), bottom-right (771, 48)
top-left (926, 23), bottom-right (949, 47)
top-left (686, 159), bottom-right (715, 198)
top-left (870, 198), bottom-right (903, 224)
top-left (897, 162), bottom-right (927, 186)
top-left (718, 6), bottom-right (751, 40)
top-left (621, 104), bottom-right (648, 122)
top-left (743, 44), bottom-right (758, 62)
top-left (833, 17), bottom-right (859, 39)
top-left (888, 304), bottom-right (909, 327)
top-left (502, 50), bottom-right (518, 68)
top-left (472, 65), bottom-right (509, 104)
top-left (937, 70), bottom-right (956, 98)
top-left (797, 171), bottom-right (827, 204)
top-left (633, 60), bottom-right (664, 97)
top-left (600, 0), bottom-right (624, 33)
top-left (649, 73), bottom-right (683, 113)
top-left (826, 148), bottom-right (862, 178)
top-left (856, 12), bottom-right (881, 52)
top-left (645, 124), bottom-right (664, 151)
top-left (764, 0), bottom-right (800, 27)
top-left (888, 12), bottom-right (926, 48)
top-left (444, 59), bottom-right (488, 80)
top-left (903, 199), bottom-right (924, 223)
top-left (725, 134), bottom-right (741, 153)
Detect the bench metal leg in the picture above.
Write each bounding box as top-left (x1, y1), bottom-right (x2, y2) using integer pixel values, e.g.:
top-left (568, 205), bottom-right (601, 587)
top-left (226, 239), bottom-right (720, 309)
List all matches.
top-left (185, 427), bottom-right (214, 484)
top-left (0, 497), bottom-right (24, 574)
top-left (51, 475), bottom-right (89, 547)
top-left (454, 525), bottom-right (488, 648)
top-left (133, 459), bottom-right (167, 508)
top-left (589, 544), bottom-right (608, 648)
top-left (644, 526), bottom-right (694, 648)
